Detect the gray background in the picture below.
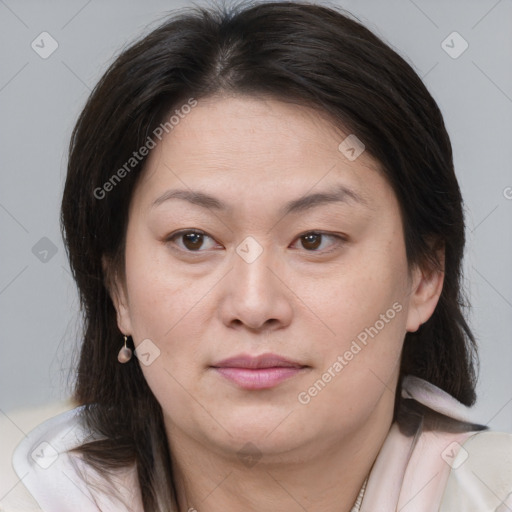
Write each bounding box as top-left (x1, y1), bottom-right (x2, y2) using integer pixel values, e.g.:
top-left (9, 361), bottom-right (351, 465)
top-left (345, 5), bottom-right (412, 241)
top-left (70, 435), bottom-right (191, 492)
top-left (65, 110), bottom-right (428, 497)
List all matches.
top-left (1, 0), bottom-right (511, 432)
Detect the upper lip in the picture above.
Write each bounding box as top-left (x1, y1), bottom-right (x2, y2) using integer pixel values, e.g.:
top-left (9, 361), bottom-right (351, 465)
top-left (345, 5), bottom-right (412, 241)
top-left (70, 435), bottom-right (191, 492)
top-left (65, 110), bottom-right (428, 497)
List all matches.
top-left (211, 353), bottom-right (306, 369)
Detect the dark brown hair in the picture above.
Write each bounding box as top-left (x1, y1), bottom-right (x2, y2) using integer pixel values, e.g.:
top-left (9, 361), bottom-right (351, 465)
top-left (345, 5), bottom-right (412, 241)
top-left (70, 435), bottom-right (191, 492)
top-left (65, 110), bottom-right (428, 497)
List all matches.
top-left (60, 1), bottom-right (478, 509)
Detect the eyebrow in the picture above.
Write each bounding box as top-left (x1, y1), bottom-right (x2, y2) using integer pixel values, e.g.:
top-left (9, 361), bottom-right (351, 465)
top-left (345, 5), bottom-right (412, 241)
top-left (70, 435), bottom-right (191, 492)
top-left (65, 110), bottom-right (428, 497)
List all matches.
top-left (151, 183), bottom-right (367, 215)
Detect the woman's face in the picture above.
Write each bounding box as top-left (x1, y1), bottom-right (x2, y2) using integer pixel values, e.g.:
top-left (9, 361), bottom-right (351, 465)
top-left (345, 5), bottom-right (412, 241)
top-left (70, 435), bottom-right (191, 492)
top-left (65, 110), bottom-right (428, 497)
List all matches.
top-left (110, 95), bottom-right (442, 462)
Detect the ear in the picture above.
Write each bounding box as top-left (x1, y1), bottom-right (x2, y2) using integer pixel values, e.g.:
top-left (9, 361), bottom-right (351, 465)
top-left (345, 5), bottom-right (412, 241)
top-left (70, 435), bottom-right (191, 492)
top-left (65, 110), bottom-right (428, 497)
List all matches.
top-left (102, 254), bottom-right (133, 336)
top-left (405, 248), bottom-right (445, 333)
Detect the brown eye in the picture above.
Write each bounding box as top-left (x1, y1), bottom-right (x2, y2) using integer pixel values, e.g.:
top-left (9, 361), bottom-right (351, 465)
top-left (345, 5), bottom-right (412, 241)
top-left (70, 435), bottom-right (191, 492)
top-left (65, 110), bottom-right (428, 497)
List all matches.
top-left (301, 233), bottom-right (323, 250)
top-left (166, 230), bottom-right (217, 252)
top-left (181, 232), bottom-right (204, 251)
top-left (293, 231), bottom-right (345, 253)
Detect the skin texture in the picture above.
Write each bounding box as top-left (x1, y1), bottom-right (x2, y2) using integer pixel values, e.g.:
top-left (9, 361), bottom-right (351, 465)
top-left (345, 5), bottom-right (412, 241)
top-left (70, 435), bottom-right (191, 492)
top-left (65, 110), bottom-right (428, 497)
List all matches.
top-left (108, 94), bottom-right (444, 512)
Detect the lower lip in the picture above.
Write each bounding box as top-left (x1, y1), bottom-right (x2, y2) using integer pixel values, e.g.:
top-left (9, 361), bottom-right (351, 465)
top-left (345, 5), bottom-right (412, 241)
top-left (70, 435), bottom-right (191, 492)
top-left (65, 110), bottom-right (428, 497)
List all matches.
top-left (213, 367), bottom-right (305, 390)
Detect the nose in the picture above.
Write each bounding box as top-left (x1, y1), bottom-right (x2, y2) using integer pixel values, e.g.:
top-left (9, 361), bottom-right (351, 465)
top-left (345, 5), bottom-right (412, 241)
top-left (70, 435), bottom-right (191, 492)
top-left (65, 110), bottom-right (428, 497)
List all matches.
top-left (217, 239), bottom-right (293, 333)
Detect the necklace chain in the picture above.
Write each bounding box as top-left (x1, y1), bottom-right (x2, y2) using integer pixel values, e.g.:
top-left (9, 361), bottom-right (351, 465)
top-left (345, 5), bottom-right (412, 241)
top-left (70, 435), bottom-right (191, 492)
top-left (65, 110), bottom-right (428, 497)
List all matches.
top-left (350, 476), bottom-right (368, 512)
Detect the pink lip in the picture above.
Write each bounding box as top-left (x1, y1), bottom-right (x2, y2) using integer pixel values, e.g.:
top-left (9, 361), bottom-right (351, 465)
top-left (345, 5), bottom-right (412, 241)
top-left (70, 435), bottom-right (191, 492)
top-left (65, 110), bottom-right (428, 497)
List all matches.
top-left (211, 353), bottom-right (308, 390)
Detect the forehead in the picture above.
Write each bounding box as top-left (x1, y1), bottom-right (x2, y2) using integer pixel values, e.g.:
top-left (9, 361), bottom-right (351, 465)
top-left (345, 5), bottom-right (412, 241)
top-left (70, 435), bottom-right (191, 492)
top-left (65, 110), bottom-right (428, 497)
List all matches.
top-left (131, 95), bottom-right (394, 217)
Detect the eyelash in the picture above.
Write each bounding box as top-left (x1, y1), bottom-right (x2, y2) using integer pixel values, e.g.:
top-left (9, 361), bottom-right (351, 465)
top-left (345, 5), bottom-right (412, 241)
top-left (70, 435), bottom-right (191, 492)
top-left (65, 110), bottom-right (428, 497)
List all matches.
top-left (165, 229), bottom-right (347, 255)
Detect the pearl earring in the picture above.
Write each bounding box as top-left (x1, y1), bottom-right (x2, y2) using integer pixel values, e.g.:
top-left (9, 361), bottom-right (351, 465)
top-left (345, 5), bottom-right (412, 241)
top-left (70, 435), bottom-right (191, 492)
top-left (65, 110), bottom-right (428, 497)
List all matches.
top-left (118, 335), bottom-right (132, 363)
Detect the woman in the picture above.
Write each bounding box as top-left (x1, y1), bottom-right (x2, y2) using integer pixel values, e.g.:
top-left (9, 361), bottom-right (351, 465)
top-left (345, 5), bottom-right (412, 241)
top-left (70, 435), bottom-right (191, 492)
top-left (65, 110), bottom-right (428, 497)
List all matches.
top-left (7, 1), bottom-right (512, 511)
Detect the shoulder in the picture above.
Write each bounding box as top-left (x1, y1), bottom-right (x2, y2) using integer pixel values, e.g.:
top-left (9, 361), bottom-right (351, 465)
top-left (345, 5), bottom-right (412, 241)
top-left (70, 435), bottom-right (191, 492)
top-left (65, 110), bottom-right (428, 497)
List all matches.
top-left (3, 402), bottom-right (142, 512)
top-left (401, 376), bottom-right (512, 511)
top-left (0, 400), bottom-right (75, 512)
top-left (439, 429), bottom-right (512, 511)
top-left (392, 376), bottom-right (512, 511)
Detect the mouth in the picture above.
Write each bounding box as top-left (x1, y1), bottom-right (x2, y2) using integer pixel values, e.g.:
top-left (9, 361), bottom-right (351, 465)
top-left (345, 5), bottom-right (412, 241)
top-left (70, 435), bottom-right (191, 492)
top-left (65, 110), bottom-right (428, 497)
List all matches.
top-left (210, 353), bottom-right (309, 390)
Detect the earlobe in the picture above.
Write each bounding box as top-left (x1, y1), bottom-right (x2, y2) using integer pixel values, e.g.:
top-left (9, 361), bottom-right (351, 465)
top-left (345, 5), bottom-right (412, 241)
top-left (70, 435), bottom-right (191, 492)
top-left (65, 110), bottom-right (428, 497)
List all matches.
top-left (101, 254), bottom-right (133, 335)
top-left (405, 254), bottom-right (445, 333)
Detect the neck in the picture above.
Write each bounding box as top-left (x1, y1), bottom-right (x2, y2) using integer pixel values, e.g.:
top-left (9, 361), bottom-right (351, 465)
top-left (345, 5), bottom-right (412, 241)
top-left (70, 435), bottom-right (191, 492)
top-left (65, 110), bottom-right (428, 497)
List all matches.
top-left (165, 399), bottom-right (393, 512)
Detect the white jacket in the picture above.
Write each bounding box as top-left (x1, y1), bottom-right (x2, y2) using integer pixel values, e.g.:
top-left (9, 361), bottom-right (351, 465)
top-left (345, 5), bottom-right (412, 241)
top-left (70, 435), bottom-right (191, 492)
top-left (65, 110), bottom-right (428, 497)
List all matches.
top-left (1, 377), bottom-right (511, 511)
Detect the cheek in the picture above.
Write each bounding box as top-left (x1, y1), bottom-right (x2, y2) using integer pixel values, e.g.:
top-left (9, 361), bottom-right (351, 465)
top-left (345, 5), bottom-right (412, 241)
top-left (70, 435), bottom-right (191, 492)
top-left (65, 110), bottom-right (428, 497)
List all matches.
top-left (123, 232), bottom-right (197, 338)
top-left (305, 246), bottom-right (410, 402)
top-left (122, 237), bottom-right (217, 405)
top-left (123, 246), bottom-right (206, 413)
top-left (317, 253), bottom-right (408, 341)
top-left (296, 265), bottom-right (407, 431)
